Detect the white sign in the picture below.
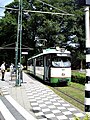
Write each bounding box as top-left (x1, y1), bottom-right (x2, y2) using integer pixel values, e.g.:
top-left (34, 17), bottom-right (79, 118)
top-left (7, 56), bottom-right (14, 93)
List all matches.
top-left (22, 52), bottom-right (28, 55)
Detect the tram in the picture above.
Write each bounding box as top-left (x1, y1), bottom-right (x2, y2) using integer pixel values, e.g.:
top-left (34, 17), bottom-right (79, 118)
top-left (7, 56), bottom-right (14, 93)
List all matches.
top-left (27, 47), bottom-right (71, 85)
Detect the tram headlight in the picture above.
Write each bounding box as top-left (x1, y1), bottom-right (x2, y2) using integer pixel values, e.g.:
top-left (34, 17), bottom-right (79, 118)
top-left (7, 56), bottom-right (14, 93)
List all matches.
top-left (62, 73), bottom-right (65, 76)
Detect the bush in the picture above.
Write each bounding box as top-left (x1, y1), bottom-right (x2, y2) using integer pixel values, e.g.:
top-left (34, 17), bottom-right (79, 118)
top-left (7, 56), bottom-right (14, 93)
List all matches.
top-left (71, 71), bottom-right (85, 85)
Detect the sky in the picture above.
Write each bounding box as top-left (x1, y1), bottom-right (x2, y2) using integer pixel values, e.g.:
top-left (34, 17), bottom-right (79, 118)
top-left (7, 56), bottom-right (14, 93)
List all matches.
top-left (0, 0), bottom-right (14, 17)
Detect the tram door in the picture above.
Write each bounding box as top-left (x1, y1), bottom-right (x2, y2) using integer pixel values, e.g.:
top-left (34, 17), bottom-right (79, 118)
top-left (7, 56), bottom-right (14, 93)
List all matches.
top-left (43, 55), bottom-right (51, 82)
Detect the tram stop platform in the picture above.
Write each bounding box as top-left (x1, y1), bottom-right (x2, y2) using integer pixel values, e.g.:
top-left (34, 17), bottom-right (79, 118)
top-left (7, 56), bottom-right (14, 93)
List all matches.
top-left (0, 71), bottom-right (86, 120)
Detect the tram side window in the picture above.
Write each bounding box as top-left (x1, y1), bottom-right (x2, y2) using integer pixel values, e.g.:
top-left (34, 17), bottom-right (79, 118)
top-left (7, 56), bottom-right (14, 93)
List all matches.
top-left (29, 59), bottom-right (33, 66)
top-left (36, 56), bottom-right (43, 66)
top-left (36, 59), bottom-right (39, 66)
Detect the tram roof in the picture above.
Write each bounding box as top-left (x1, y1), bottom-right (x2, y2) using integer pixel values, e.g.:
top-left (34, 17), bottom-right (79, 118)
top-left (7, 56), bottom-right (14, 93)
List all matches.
top-left (28, 48), bottom-right (71, 60)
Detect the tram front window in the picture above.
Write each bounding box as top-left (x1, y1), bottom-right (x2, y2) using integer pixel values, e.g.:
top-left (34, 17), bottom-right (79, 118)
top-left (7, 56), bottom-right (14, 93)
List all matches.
top-left (52, 57), bottom-right (71, 67)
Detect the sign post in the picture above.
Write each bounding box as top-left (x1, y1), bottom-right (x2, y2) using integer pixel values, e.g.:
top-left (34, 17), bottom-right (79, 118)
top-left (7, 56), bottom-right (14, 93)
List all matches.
top-left (85, 6), bottom-right (90, 113)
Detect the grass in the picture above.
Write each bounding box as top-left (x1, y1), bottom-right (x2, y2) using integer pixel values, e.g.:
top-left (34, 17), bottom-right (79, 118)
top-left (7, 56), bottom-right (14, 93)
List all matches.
top-left (70, 82), bottom-right (84, 91)
top-left (49, 82), bottom-right (85, 111)
top-left (58, 83), bottom-right (84, 102)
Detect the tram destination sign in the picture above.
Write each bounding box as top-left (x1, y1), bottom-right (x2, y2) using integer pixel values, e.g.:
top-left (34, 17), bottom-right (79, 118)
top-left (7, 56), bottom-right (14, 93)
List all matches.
top-left (76, 0), bottom-right (90, 6)
top-left (57, 54), bottom-right (68, 56)
top-left (22, 52), bottom-right (28, 55)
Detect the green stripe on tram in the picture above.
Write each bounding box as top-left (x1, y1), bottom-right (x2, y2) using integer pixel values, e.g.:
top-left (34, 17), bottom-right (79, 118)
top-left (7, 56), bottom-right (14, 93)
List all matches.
top-left (50, 77), bottom-right (71, 83)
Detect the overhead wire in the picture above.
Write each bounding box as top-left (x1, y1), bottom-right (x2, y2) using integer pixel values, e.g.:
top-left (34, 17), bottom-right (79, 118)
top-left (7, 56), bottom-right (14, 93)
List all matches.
top-left (0, 42), bottom-right (33, 50)
top-left (0, 6), bottom-right (74, 16)
top-left (1, 42), bottom-right (15, 47)
top-left (37, 0), bottom-right (68, 14)
top-left (0, 0), bottom-right (74, 16)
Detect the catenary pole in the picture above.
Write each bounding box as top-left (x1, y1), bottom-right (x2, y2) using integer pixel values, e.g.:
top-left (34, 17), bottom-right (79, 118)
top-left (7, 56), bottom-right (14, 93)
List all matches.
top-left (20, 0), bottom-right (23, 84)
top-left (85, 6), bottom-right (90, 113)
top-left (20, 0), bottom-right (22, 65)
top-left (15, 0), bottom-right (22, 86)
top-left (15, 0), bottom-right (20, 86)
top-left (20, 0), bottom-right (22, 63)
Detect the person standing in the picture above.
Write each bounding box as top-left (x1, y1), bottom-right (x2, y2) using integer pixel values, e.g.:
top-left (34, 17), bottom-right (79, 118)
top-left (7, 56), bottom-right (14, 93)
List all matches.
top-left (10, 63), bottom-right (14, 80)
top-left (1, 62), bottom-right (5, 81)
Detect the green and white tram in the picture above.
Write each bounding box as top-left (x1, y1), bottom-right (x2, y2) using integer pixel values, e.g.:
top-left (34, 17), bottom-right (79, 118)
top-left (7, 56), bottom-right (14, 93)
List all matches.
top-left (27, 48), bottom-right (71, 85)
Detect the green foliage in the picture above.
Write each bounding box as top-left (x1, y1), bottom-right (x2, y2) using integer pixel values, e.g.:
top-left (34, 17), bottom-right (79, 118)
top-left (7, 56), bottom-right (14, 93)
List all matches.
top-left (71, 71), bottom-right (85, 85)
top-left (0, 0), bottom-right (85, 64)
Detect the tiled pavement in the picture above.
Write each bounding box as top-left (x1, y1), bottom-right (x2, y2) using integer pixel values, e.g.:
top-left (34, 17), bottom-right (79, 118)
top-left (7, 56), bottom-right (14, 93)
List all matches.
top-left (23, 73), bottom-right (85, 120)
top-left (0, 72), bottom-right (86, 120)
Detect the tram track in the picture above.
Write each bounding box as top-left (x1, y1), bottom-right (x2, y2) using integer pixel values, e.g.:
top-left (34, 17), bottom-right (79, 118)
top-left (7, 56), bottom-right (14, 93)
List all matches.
top-left (51, 87), bottom-right (84, 106)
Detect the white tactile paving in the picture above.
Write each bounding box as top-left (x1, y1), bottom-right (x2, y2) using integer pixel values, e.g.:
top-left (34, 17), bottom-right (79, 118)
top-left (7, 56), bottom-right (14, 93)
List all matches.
top-left (44, 101), bottom-right (52, 104)
top-left (62, 103), bottom-right (71, 107)
top-left (67, 108), bottom-right (77, 111)
top-left (35, 112), bottom-right (44, 116)
top-left (58, 100), bottom-right (66, 103)
top-left (42, 108), bottom-right (51, 112)
top-left (45, 113), bottom-right (55, 118)
top-left (39, 104), bottom-right (47, 107)
top-left (52, 109), bottom-right (61, 113)
top-left (53, 102), bottom-right (61, 106)
top-left (31, 103), bottom-right (39, 106)
top-left (74, 113), bottom-right (85, 117)
top-left (48, 105), bottom-right (56, 109)
top-left (57, 115), bottom-right (68, 119)
top-left (62, 111), bottom-right (72, 115)
top-left (37, 100), bottom-right (44, 103)
top-left (23, 73), bottom-right (86, 120)
top-left (57, 106), bottom-right (66, 110)
top-left (32, 106), bottom-right (41, 110)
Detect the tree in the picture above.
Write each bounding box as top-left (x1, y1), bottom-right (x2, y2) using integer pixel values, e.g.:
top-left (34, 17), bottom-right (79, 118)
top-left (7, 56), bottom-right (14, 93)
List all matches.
top-left (77, 51), bottom-right (85, 71)
top-left (0, 0), bottom-right (85, 67)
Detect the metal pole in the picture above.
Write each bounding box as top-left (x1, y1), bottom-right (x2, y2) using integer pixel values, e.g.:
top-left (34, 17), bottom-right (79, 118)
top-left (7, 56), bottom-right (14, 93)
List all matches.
top-left (20, 0), bottom-right (22, 64)
top-left (85, 6), bottom-right (90, 113)
top-left (15, 0), bottom-right (20, 86)
top-left (19, 0), bottom-right (23, 84)
top-left (15, 5), bottom-right (20, 86)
